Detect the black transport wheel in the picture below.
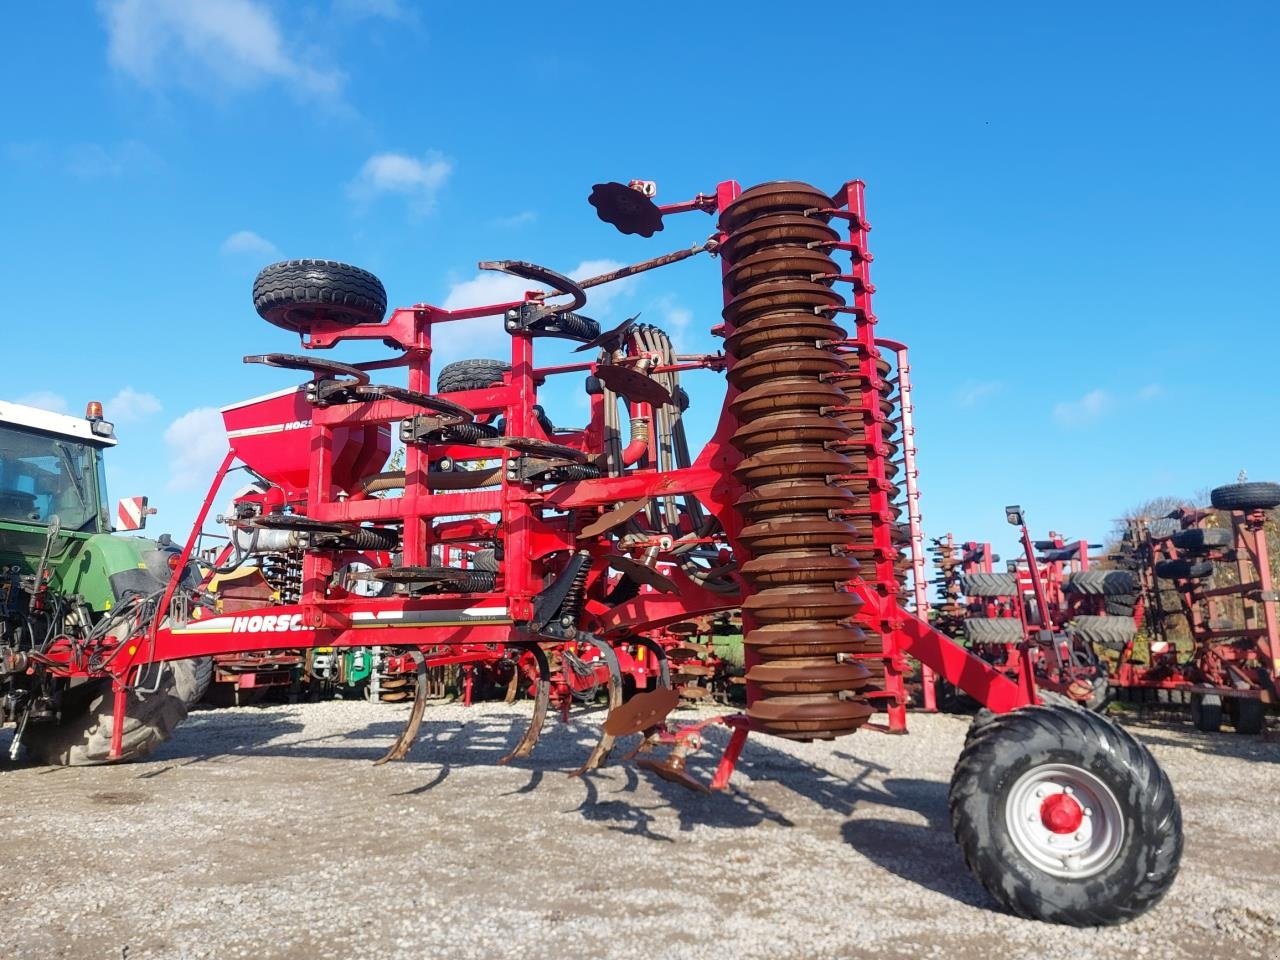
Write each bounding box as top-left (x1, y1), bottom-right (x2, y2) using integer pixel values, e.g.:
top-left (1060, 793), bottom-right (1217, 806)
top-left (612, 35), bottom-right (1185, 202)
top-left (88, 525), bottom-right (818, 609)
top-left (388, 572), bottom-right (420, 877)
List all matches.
top-left (1170, 527), bottom-right (1233, 551)
top-left (1232, 697), bottom-right (1264, 735)
top-left (1154, 558), bottom-right (1214, 581)
top-left (1190, 693), bottom-right (1222, 733)
top-left (960, 572), bottom-right (1019, 598)
top-left (253, 259), bottom-right (387, 331)
top-left (437, 358), bottom-right (510, 393)
top-left (949, 705), bottom-right (1181, 925)
top-left (1209, 481), bottom-right (1280, 512)
top-left (1063, 569), bottom-right (1138, 596)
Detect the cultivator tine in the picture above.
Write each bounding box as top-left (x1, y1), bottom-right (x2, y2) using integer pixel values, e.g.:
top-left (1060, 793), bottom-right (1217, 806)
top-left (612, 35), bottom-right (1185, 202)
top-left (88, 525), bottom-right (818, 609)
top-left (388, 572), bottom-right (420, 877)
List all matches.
top-left (570, 634), bottom-right (625, 776)
top-left (499, 643), bottom-right (552, 764)
top-left (373, 651), bottom-right (427, 765)
top-left (478, 259), bottom-right (587, 314)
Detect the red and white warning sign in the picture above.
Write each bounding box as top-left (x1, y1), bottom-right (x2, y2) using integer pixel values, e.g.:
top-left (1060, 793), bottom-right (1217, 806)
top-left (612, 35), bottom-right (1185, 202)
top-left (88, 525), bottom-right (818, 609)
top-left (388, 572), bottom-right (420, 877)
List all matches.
top-left (117, 496), bottom-right (151, 531)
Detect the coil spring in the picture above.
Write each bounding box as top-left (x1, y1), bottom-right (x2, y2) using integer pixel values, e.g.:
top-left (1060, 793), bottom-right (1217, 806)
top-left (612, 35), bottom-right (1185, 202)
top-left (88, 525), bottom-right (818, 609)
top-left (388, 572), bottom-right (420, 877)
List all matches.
top-left (261, 553), bottom-right (302, 605)
top-left (557, 550), bottom-right (593, 627)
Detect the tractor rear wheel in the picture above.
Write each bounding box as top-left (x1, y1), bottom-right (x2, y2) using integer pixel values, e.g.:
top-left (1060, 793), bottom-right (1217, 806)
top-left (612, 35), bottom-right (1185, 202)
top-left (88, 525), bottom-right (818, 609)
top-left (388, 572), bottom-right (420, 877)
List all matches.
top-left (253, 259), bottom-right (387, 331)
top-left (950, 705), bottom-right (1181, 925)
top-left (22, 659), bottom-right (203, 765)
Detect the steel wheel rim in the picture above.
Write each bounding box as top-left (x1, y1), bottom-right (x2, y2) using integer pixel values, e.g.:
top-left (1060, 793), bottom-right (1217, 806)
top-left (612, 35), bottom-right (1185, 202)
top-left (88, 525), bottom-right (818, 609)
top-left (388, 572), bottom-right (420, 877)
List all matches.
top-left (1005, 762), bottom-right (1124, 879)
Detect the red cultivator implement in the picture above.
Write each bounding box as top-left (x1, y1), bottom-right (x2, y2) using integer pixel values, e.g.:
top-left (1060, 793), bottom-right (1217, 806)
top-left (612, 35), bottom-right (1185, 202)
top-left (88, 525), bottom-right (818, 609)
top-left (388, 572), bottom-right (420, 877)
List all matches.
top-left (23, 178), bottom-right (1181, 923)
top-left (1110, 482), bottom-right (1280, 732)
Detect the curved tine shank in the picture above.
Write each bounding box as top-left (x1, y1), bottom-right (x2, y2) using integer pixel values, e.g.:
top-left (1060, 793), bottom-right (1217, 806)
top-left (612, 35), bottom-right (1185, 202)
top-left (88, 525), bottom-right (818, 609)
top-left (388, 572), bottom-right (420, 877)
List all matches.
top-left (350, 384), bottom-right (474, 423)
top-left (243, 353), bottom-right (372, 384)
top-left (569, 635), bottom-right (624, 777)
top-left (632, 637), bottom-right (672, 689)
top-left (478, 260), bottom-right (587, 316)
top-left (373, 650), bottom-right (428, 765)
top-left (498, 644), bottom-right (552, 764)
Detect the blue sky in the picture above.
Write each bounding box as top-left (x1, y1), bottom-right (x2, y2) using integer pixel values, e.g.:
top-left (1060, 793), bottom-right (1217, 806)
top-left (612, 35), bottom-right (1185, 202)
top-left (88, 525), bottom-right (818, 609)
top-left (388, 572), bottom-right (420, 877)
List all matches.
top-left (2, 1), bottom-right (1276, 565)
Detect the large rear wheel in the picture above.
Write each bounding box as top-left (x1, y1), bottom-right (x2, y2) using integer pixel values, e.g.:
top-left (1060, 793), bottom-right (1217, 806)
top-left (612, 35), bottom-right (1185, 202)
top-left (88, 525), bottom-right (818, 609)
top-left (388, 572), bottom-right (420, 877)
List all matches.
top-left (949, 705), bottom-right (1181, 925)
top-left (22, 659), bottom-right (204, 765)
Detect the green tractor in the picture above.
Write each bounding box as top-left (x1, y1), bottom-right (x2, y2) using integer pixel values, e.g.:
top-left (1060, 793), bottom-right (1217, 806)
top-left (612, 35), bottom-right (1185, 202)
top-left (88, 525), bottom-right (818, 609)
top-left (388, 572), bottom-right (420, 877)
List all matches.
top-left (0, 398), bottom-right (210, 765)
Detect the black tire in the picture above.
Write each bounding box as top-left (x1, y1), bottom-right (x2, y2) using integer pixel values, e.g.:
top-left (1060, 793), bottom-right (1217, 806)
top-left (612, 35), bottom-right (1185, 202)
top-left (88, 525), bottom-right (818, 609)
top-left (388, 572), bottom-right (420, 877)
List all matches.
top-left (1154, 558), bottom-right (1214, 581)
top-left (186, 657), bottom-right (215, 706)
top-left (437, 358), bottom-right (510, 393)
top-left (1170, 527), bottom-right (1233, 551)
top-left (960, 572), bottom-right (1019, 598)
top-left (1104, 596), bottom-right (1137, 617)
top-left (253, 260), bottom-right (387, 331)
top-left (1190, 693), bottom-right (1222, 733)
top-left (950, 705), bottom-right (1182, 925)
top-left (1232, 697), bottom-right (1264, 736)
top-left (963, 617), bottom-right (1024, 644)
top-left (1070, 615), bottom-right (1137, 652)
top-left (22, 659), bottom-right (201, 765)
top-left (1063, 570), bottom-right (1137, 596)
top-left (1209, 481), bottom-right (1280, 512)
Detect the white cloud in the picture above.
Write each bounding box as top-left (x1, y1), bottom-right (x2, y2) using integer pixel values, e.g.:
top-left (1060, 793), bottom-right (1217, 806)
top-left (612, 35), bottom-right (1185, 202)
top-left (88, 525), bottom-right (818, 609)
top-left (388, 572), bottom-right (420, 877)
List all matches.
top-left (15, 391), bottom-right (69, 414)
top-left (164, 407), bottom-right (228, 491)
top-left (99, 0), bottom-right (343, 97)
top-left (1138, 383), bottom-right (1163, 400)
top-left (333, 0), bottom-right (418, 22)
top-left (494, 210), bottom-right (537, 228)
top-left (107, 387), bottom-right (162, 422)
top-left (652, 294), bottom-right (692, 332)
top-left (442, 259), bottom-right (635, 314)
top-left (958, 380), bottom-right (1002, 406)
top-left (348, 151), bottom-right (452, 215)
top-left (1053, 388), bottom-right (1112, 427)
top-left (221, 230), bottom-right (279, 257)
top-left (66, 140), bottom-right (155, 179)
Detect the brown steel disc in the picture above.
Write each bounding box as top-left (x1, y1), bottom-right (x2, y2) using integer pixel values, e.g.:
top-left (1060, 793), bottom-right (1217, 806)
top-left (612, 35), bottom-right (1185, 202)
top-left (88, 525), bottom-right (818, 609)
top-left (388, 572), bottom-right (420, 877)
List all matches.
top-left (747, 695), bottom-right (874, 739)
top-left (745, 621), bottom-right (879, 658)
top-left (723, 313), bottom-right (845, 355)
top-left (720, 181), bottom-right (834, 232)
top-left (724, 247), bottom-right (839, 295)
top-left (835, 355), bottom-right (892, 377)
top-left (727, 345), bottom-right (846, 391)
top-left (737, 516), bottom-right (856, 551)
top-left (720, 214), bottom-right (841, 261)
top-left (733, 445), bottom-right (851, 484)
top-left (740, 549), bottom-right (858, 588)
top-left (731, 412), bottom-right (850, 454)
top-left (741, 586), bottom-right (860, 624)
top-left (730, 378), bottom-right (847, 418)
top-left (745, 658), bottom-right (871, 694)
top-left (735, 480), bottom-right (855, 520)
top-left (723, 280), bottom-right (844, 327)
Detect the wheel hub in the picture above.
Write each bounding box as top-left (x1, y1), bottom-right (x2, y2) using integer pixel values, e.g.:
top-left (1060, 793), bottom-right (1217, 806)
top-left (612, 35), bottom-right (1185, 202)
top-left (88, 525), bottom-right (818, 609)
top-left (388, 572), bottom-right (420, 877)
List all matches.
top-left (1006, 763), bottom-right (1125, 879)
top-left (1040, 792), bottom-right (1084, 834)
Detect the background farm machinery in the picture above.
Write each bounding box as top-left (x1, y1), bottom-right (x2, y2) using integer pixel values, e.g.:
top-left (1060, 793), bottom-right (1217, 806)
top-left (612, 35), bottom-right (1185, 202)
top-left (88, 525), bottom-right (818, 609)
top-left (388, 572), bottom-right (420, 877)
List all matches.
top-left (2, 177), bottom-right (1183, 924)
top-left (1107, 482), bottom-right (1280, 732)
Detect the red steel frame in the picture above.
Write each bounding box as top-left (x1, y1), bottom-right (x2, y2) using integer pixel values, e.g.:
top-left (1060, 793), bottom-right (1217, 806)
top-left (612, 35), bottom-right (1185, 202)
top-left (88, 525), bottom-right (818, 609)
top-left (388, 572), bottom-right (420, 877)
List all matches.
top-left (32, 177), bottom-right (1037, 769)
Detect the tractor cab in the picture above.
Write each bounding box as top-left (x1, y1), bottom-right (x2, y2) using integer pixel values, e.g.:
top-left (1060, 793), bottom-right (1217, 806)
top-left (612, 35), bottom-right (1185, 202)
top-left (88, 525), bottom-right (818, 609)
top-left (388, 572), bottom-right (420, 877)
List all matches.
top-left (0, 401), bottom-right (115, 536)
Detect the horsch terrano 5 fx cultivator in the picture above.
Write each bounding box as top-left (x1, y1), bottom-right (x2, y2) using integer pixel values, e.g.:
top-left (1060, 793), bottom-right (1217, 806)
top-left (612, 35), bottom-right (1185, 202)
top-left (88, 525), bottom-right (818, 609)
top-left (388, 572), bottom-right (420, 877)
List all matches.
top-left (8, 179), bottom-right (1182, 924)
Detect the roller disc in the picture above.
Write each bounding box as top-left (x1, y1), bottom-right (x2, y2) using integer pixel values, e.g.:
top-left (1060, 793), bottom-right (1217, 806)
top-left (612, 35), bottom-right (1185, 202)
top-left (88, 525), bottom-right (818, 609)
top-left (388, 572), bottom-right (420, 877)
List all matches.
top-left (730, 378), bottom-right (848, 419)
top-left (720, 214), bottom-right (840, 262)
top-left (733, 445), bottom-right (851, 484)
top-left (747, 695), bottom-right (875, 740)
top-left (731, 412), bottom-right (851, 454)
top-left (745, 658), bottom-right (871, 694)
top-left (737, 516), bottom-right (857, 551)
top-left (735, 480), bottom-right (855, 520)
top-left (745, 621), bottom-right (880, 658)
top-left (727, 345), bottom-right (847, 391)
top-left (740, 549), bottom-right (858, 588)
top-left (723, 313), bottom-right (846, 355)
top-left (741, 586), bottom-right (860, 624)
top-left (720, 181), bottom-right (834, 232)
top-left (724, 247), bottom-right (840, 295)
top-left (723, 280), bottom-right (845, 327)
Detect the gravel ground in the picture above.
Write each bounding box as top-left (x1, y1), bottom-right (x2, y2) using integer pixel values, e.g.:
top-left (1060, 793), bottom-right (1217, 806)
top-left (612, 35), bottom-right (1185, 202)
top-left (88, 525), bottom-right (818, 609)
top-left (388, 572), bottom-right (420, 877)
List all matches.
top-left (1, 701), bottom-right (1277, 960)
